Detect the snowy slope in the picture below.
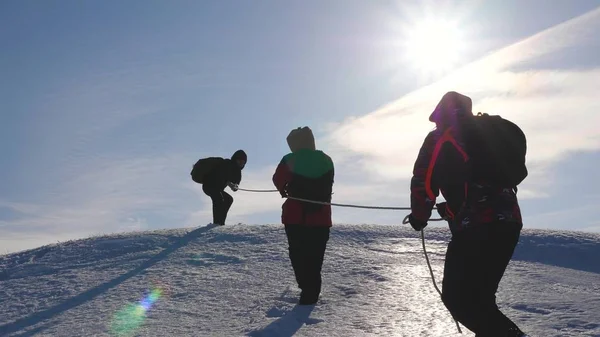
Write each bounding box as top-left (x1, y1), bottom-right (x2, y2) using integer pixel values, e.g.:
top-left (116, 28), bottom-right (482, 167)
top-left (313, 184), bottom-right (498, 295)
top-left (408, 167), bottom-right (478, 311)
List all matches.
top-left (1, 224), bottom-right (599, 337)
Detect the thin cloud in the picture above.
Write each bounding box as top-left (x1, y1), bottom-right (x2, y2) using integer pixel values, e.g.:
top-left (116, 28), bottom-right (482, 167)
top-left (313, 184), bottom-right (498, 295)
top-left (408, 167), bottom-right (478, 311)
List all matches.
top-left (0, 201), bottom-right (44, 215)
top-left (0, 154), bottom-right (199, 253)
top-left (579, 225), bottom-right (600, 233)
top-left (524, 200), bottom-right (600, 232)
top-left (323, 7), bottom-right (600, 200)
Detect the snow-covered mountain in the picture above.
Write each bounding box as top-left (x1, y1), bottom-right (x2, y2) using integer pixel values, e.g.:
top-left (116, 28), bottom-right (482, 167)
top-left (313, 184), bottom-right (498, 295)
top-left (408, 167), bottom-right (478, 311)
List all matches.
top-left (1, 224), bottom-right (599, 337)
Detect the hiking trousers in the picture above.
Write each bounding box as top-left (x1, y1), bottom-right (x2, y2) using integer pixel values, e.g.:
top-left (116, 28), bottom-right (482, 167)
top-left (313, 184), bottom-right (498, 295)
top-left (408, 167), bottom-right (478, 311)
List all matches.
top-left (202, 185), bottom-right (233, 225)
top-left (441, 221), bottom-right (526, 337)
top-left (284, 224), bottom-right (330, 304)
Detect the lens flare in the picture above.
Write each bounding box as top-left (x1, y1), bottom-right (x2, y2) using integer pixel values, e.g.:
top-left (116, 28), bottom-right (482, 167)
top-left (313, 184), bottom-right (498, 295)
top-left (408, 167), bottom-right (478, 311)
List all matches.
top-left (110, 287), bottom-right (163, 337)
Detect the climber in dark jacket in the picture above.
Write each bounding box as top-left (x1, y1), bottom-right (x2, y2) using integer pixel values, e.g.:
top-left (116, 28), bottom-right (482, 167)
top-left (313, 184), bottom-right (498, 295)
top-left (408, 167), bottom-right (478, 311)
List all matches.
top-left (407, 92), bottom-right (526, 336)
top-left (200, 149), bottom-right (247, 225)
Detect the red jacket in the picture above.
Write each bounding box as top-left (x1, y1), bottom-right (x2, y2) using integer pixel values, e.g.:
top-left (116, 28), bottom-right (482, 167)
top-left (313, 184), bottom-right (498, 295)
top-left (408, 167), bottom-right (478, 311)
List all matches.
top-left (272, 149), bottom-right (334, 227)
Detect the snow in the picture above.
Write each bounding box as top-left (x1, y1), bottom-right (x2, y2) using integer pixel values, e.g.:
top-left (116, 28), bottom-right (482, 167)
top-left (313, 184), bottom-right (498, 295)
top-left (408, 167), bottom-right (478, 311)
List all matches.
top-left (1, 224), bottom-right (599, 337)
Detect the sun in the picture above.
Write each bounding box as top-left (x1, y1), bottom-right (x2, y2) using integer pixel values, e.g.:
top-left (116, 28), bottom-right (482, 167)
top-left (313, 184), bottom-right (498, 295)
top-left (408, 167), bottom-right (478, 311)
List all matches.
top-left (403, 18), bottom-right (466, 76)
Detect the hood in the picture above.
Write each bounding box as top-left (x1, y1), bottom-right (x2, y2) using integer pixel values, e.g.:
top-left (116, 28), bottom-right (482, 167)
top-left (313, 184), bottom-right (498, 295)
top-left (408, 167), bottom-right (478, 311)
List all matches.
top-left (286, 126), bottom-right (316, 152)
top-left (429, 91), bottom-right (473, 126)
top-left (231, 149), bottom-right (247, 162)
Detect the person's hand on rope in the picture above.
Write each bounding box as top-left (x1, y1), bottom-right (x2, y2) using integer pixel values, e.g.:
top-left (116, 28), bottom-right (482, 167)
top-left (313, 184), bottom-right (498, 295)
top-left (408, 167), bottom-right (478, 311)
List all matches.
top-left (435, 202), bottom-right (451, 221)
top-left (228, 182), bottom-right (239, 192)
top-left (279, 184), bottom-right (288, 198)
top-left (407, 214), bottom-right (428, 231)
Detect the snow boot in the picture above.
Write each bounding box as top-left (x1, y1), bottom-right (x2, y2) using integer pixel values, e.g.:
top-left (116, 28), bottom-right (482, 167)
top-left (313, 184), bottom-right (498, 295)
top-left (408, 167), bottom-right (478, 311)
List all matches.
top-left (298, 290), bottom-right (319, 305)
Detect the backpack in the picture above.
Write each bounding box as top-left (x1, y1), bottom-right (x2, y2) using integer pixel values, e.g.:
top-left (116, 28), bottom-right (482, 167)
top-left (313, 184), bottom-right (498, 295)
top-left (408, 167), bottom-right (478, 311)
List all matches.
top-left (190, 157), bottom-right (224, 184)
top-left (461, 112), bottom-right (528, 187)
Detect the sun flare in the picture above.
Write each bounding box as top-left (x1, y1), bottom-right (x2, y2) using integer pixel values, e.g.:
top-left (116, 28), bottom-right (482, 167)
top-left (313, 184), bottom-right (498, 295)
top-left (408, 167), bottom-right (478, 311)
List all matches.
top-left (404, 19), bottom-right (466, 75)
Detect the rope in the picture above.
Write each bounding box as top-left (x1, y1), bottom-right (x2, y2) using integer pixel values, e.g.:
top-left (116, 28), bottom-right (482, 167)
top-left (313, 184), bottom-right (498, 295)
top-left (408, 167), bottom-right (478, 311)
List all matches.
top-left (400, 215), bottom-right (461, 333)
top-left (287, 196), bottom-right (412, 210)
top-left (420, 230), bottom-right (462, 333)
top-left (237, 187), bottom-right (279, 193)
top-left (238, 187), bottom-right (444, 219)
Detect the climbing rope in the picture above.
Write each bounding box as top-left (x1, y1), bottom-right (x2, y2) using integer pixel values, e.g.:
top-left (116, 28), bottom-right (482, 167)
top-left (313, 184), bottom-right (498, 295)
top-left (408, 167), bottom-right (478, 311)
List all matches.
top-left (238, 187), bottom-right (445, 217)
top-left (238, 187), bottom-right (412, 210)
top-left (288, 196), bottom-right (411, 210)
top-left (237, 187), bottom-right (279, 193)
top-left (401, 217), bottom-right (462, 333)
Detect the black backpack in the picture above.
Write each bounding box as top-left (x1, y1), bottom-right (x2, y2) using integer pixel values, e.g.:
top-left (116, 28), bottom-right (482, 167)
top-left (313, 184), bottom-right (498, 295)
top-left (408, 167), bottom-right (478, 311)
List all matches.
top-left (461, 112), bottom-right (528, 187)
top-left (190, 157), bottom-right (224, 184)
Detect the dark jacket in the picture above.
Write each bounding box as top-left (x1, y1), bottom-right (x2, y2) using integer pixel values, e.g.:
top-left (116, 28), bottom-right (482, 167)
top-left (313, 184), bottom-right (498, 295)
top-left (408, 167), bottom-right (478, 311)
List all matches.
top-left (410, 92), bottom-right (523, 233)
top-left (203, 150), bottom-right (246, 192)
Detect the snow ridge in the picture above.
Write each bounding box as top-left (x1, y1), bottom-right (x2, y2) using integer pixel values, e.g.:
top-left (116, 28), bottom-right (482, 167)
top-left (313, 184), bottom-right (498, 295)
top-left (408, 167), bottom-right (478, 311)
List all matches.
top-left (1, 224), bottom-right (599, 336)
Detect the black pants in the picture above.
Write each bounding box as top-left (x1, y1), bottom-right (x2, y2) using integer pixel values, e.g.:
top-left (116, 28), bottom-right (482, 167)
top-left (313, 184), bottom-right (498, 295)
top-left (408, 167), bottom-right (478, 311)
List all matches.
top-left (441, 221), bottom-right (525, 337)
top-left (284, 224), bottom-right (330, 304)
top-left (202, 185), bottom-right (233, 225)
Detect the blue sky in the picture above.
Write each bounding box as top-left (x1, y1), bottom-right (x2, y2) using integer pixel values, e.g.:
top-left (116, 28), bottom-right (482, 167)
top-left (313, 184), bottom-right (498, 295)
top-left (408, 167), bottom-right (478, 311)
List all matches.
top-left (2, 0), bottom-right (600, 253)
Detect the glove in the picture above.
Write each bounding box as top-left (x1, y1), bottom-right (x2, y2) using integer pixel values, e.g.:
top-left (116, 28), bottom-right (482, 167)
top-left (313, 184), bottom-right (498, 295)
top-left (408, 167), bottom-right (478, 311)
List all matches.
top-left (436, 202), bottom-right (448, 219)
top-left (279, 184), bottom-right (288, 198)
top-left (407, 214), bottom-right (428, 231)
top-left (228, 182), bottom-right (239, 192)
